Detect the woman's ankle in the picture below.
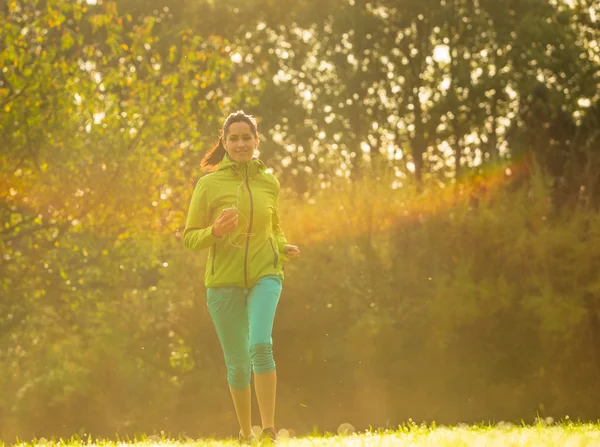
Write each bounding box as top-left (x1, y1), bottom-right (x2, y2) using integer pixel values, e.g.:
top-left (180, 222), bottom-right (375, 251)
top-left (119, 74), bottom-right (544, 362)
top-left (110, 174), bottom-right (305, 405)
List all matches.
top-left (240, 428), bottom-right (254, 438)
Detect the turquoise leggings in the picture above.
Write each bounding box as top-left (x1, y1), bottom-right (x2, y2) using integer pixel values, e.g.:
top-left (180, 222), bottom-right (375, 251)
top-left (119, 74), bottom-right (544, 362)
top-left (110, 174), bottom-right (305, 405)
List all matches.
top-left (206, 275), bottom-right (282, 390)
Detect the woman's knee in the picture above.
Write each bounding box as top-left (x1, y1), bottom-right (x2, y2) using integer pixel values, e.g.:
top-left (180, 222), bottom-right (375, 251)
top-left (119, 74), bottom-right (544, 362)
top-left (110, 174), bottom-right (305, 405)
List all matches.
top-left (226, 358), bottom-right (251, 389)
top-left (250, 343), bottom-right (275, 374)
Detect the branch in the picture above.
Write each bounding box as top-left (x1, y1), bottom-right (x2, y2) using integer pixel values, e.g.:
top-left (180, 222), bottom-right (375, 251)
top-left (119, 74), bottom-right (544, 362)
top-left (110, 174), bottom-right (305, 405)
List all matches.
top-left (1, 119), bottom-right (149, 244)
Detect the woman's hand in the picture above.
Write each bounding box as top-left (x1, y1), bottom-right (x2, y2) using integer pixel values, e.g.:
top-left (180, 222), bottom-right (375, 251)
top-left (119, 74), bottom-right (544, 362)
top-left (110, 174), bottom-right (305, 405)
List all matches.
top-left (212, 208), bottom-right (238, 238)
top-left (283, 244), bottom-right (300, 260)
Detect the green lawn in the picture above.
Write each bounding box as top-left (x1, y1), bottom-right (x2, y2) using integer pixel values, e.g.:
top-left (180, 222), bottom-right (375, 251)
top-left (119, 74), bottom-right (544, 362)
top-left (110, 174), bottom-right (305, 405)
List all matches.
top-left (7, 423), bottom-right (600, 447)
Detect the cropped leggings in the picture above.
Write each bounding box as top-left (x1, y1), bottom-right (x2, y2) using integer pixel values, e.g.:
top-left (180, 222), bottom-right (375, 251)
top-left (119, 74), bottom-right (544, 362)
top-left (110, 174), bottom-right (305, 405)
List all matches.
top-left (206, 275), bottom-right (282, 390)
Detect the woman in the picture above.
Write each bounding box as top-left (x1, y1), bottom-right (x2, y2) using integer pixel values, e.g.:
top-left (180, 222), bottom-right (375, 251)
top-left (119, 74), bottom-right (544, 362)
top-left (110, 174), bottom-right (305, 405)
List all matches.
top-left (183, 111), bottom-right (300, 444)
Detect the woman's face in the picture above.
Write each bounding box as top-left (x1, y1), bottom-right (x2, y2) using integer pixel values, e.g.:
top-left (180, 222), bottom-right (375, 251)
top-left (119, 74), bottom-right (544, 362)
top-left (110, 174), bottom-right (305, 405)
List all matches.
top-left (224, 121), bottom-right (258, 163)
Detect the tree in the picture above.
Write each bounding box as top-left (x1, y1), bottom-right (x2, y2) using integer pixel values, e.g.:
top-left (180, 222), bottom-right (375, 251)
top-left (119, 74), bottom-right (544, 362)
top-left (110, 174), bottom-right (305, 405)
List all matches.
top-left (0, 0), bottom-right (246, 436)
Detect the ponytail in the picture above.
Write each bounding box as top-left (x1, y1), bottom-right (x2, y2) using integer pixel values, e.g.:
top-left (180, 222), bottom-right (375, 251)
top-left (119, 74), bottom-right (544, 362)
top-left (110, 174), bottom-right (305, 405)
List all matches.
top-left (201, 135), bottom-right (227, 171)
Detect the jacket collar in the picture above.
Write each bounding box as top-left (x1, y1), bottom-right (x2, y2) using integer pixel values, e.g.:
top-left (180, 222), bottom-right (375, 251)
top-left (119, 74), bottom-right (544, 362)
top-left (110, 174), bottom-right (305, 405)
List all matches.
top-left (217, 153), bottom-right (267, 177)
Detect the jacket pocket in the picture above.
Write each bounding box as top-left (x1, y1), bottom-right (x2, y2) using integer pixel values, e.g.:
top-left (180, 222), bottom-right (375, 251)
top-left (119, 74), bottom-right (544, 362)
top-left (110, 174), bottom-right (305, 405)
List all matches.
top-left (269, 238), bottom-right (279, 268)
top-left (212, 243), bottom-right (217, 275)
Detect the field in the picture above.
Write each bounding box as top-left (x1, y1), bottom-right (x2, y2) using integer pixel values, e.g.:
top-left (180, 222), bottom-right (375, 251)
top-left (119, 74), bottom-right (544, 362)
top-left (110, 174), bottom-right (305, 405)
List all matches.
top-left (8, 422), bottom-right (600, 447)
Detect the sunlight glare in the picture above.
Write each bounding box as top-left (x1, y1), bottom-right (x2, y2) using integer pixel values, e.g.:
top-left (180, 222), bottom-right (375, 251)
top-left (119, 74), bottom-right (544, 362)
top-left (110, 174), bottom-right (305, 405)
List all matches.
top-left (433, 45), bottom-right (451, 64)
top-left (338, 422), bottom-right (356, 435)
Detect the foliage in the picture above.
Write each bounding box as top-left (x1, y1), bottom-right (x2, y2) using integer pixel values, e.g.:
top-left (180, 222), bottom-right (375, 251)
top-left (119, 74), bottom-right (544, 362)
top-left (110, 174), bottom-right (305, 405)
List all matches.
top-left (1, 0), bottom-right (599, 442)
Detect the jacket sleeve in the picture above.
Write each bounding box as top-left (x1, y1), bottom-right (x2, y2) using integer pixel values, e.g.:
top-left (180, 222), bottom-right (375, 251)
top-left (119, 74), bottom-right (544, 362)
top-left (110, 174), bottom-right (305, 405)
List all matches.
top-left (183, 178), bottom-right (219, 251)
top-left (272, 189), bottom-right (289, 253)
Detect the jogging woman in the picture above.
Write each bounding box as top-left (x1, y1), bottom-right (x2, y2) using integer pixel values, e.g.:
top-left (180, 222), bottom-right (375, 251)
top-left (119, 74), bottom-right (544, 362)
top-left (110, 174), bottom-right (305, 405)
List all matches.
top-left (183, 111), bottom-right (300, 443)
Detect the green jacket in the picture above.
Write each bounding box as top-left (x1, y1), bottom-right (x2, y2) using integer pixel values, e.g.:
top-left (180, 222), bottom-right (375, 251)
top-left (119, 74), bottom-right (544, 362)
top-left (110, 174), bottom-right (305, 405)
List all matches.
top-left (183, 155), bottom-right (289, 289)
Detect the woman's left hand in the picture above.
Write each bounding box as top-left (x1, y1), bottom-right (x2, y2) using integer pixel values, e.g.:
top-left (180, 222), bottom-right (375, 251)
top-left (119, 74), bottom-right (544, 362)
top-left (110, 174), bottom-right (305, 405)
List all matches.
top-left (283, 245), bottom-right (300, 260)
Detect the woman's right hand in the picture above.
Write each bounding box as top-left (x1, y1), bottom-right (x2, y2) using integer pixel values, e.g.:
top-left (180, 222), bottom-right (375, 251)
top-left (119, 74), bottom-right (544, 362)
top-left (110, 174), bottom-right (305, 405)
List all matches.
top-left (212, 208), bottom-right (238, 238)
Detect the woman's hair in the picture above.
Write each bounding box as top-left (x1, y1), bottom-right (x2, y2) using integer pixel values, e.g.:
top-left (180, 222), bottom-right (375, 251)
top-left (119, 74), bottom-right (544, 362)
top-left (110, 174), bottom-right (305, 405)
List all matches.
top-left (201, 111), bottom-right (259, 171)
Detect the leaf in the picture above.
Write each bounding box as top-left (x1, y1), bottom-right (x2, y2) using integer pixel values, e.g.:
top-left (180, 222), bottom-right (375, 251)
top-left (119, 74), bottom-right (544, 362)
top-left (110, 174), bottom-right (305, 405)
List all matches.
top-left (61, 31), bottom-right (74, 50)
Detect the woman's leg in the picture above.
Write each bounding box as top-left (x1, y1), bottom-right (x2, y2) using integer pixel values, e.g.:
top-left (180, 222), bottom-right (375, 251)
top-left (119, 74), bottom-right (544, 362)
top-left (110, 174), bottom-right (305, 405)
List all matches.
top-left (206, 286), bottom-right (253, 437)
top-left (228, 386), bottom-right (252, 439)
top-left (247, 276), bottom-right (282, 430)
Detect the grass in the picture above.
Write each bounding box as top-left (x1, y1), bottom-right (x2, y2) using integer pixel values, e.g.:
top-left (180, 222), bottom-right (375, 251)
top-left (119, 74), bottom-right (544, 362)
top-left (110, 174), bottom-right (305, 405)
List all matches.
top-left (6, 422), bottom-right (600, 447)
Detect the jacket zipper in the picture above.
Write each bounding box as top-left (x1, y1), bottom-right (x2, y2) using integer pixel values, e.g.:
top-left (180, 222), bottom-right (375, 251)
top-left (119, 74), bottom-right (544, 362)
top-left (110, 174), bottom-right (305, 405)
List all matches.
top-left (212, 243), bottom-right (216, 275)
top-left (269, 238), bottom-right (279, 268)
top-left (243, 164), bottom-right (254, 289)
